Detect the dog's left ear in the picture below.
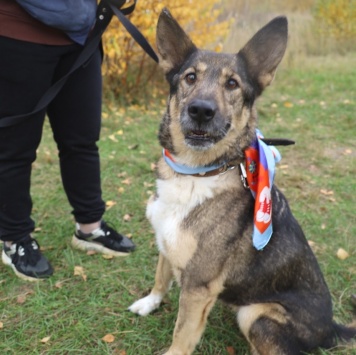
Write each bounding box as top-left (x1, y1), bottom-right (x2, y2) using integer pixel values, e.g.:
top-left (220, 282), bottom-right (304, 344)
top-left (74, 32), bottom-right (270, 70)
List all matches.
top-left (238, 16), bottom-right (288, 95)
top-left (156, 8), bottom-right (197, 74)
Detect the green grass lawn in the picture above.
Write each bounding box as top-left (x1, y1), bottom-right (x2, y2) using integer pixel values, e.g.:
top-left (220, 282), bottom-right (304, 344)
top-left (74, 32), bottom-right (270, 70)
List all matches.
top-left (0, 54), bottom-right (355, 354)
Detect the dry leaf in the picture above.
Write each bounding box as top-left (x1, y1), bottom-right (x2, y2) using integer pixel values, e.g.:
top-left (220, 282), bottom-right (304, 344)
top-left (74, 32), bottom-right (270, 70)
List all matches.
top-left (336, 248), bottom-right (350, 260)
top-left (74, 266), bottom-right (87, 281)
top-left (102, 334), bottom-right (115, 343)
top-left (40, 336), bottom-right (51, 344)
top-left (117, 129), bottom-right (124, 135)
top-left (226, 346), bottom-right (235, 355)
top-left (150, 163), bottom-right (157, 171)
top-left (108, 134), bottom-right (118, 142)
top-left (117, 172), bottom-right (127, 178)
top-left (121, 178), bottom-right (132, 185)
top-left (123, 214), bottom-right (132, 222)
top-left (86, 250), bottom-right (97, 256)
top-left (320, 189), bottom-right (334, 196)
top-left (284, 101), bottom-right (293, 108)
top-left (106, 200), bottom-right (117, 210)
top-left (118, 187), bottom-right (125, 194)
top-left (102, 254), bottom-right (114, 260)
top-left (343, 149), bottom-right (352, 155)
top-left (0, 321), bottom-right (3, 329)
top-left (17, 295), bottom-right (27, 304)
top-left (102, 112), bottom-right (109, 119)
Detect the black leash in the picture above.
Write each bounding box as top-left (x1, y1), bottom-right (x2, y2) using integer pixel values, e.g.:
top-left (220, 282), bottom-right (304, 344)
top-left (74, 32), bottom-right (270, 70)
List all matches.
top-left (0, 0), bottom-right (158, 128)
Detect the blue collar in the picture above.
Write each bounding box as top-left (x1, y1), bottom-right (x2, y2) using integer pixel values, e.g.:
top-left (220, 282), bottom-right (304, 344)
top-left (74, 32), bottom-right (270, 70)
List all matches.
top-left (163, 149), bottom-right (227, 175)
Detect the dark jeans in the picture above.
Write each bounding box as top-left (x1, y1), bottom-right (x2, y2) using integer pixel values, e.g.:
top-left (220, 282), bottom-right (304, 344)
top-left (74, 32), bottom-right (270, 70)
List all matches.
top-left (0, 36), bottom-right (106, 242)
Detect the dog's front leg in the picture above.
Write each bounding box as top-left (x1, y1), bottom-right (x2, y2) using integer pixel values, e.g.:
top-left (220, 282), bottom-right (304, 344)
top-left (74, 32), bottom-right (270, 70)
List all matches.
top-left (128, 252), bottom-right (173, 316)
top-left (164, 289), bottom-right (218, 355)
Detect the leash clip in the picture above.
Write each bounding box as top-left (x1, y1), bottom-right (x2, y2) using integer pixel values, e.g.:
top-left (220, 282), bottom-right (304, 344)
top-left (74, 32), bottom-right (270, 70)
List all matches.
top-left (239, 163), bottom-right (249, 189)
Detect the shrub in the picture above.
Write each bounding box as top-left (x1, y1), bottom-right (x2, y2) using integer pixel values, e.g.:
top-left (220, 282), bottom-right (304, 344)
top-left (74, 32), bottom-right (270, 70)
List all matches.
top-left (102, 0), bottom-right (229, 103)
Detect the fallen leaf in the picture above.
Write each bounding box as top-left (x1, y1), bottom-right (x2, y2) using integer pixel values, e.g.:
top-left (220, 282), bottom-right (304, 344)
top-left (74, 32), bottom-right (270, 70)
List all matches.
top-left (336, 248), bottom-right (349, 260)
top-left (17, 295), bottom-right (27, 304)
top-left (320, 189), bottom-right (334, 196)
top-left (0, 321), bottom-right (3, 329)
top-left (102, 334), bottom-right (115, 343)
top-left (121, 178), bottom-right (132, 185)
top-left (118, 187), bottom-right (125, 194)
top-left (74, 266), bottom-right (87, 281)
top-left (117, 172), bottom-right (127, 178)
top-left (123, 214), bottom-right (132, 222)
top-left (86, 250), bottom-right (97, 256)
top-left (128, 144), bottom-right (139, 150)
top-left (106, 200), bottom-right (117, 210)
top-left (343, 149), bottom-right (352, 155)
top-left (102, 254), bottom-right (114, 260)
top-left (102, 112), bottom-right (109, 119)
top-left (40, 336), bottom-right (51, 343)
top-left (108, 134), bottom-right (118, 142)
top-left (226, 346), bottom-right (235, 355)
top-left (117, 130), bottom-right (124, 135)
top-left (284, 101), bottom-right (294, 108)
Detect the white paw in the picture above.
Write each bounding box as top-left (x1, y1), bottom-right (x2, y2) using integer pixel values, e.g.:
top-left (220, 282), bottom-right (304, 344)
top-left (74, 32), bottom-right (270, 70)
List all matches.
top-left (128, 293), bottom-right (163, 316)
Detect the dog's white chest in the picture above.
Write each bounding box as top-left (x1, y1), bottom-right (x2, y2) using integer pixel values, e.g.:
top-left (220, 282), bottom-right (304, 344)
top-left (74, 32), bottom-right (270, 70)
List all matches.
top-left (147, 176), bottom-right (218, 255)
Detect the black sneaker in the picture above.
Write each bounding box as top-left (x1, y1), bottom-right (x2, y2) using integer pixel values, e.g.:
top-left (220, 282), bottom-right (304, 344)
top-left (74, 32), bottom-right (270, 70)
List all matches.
top-left (71, 220), bottom-right (136, 256)
top-left (2, 236), bottom-right (53, 281)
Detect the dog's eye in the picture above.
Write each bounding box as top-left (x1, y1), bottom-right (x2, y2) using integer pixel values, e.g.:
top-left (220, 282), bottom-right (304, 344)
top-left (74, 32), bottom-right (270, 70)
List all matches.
top-left (185, 73), bottom-right (196, 85)
top-left (226, 78), bottom-right (239, 90)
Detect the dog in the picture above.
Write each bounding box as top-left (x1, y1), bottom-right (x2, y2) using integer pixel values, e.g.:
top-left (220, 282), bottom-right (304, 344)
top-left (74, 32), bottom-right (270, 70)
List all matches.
top-left (129, 9), bottom-right (356, 355)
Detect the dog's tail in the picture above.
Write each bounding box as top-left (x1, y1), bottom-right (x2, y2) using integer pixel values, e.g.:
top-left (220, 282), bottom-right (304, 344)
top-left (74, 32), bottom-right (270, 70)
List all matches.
top-left (333, 322), bottom-right (356, 342)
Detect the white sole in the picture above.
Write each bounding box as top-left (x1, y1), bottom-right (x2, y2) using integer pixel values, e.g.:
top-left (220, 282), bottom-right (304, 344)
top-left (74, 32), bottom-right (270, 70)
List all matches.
top-left (2, 250), bottom-right (43, 282)
top-left (71, 235), bottom-right (130, 257)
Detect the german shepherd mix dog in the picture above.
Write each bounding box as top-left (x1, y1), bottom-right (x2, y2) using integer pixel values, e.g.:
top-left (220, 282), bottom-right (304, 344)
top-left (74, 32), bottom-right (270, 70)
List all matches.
top-left (129, 9), bottom-right (356, 355)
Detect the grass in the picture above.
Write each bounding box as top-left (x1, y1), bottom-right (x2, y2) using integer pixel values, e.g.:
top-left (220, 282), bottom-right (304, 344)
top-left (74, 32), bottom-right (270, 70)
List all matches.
top-left (0, 53), bottom-right (355, 354)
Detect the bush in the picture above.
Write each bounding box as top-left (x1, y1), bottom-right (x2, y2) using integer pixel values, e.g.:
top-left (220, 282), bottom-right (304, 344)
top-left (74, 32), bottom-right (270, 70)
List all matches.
top-left (314, 0), bottom-right (356, 39)
top-left (102, 0), bottom-right (229, 103)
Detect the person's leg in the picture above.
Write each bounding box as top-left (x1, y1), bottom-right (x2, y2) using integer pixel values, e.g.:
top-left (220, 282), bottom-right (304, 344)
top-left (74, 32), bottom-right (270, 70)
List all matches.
top-left (48, 46), bottom-right (135, 255)
top-left (0, 36), bottom-right (72, 279)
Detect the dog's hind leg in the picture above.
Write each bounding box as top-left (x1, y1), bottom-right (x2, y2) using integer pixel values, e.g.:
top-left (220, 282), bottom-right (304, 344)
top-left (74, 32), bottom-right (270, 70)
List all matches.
top-left (237, 303), bottom-right (302, 355)
top-left (128, 253), bottom-right (173, 316)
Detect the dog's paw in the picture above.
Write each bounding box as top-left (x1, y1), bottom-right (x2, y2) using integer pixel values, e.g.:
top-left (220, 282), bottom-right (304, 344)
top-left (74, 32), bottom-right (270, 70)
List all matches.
top-left (128, 293), bottom-right (163, 316)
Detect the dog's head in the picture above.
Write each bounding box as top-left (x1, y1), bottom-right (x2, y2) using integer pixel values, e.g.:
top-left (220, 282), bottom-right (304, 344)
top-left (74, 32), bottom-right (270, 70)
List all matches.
top-left (157, 9), bottom-right (288, 167)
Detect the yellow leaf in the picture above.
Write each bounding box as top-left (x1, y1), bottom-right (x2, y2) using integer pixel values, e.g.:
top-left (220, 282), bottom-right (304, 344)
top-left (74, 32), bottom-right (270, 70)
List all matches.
top-left (0, 321), bottom-right (3, 329)
top-left (106, 200), bottom-right (117, 210)
top-left (123, 214), bottom-right (131, 222)
top-left (74, 266), bottom-right (87, 281)
top-left (40, 336), bottom-right (51, 344)
top-left (336, 248), bottom-right (349, 260)
top-left (102, 334), bottom-right (115, 343)
top-left (102, 254), bottom-right (114, 260)
top-left (117, 130), bottom-right (124, 135)
top-left (108, 134), bottom-right (118, 142)
top-left (320, 189), bottom-right (334, 196)
top-left (121, 178), bottom-right (131, 185)
top-left (283, 102), bottom-right (294, 108)
top-left (102, 112), bottom-right (109, 119)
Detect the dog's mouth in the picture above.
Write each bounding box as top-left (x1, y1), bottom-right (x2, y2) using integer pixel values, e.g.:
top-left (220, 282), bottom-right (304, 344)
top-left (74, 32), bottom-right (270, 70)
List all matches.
top-left (183, 125), bottom-right (230, 149)
top-left (186, 130), bottom-right (213, 140)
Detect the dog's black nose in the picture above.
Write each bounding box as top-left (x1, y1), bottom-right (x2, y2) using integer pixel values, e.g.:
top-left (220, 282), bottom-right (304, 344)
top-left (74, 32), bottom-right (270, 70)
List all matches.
top-left (188, 99), bottom-right (216, 123)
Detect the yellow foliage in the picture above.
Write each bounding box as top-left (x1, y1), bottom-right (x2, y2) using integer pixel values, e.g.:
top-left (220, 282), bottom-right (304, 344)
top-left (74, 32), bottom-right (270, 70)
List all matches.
top-left (314, 0), bottom-right (356, 39)
top-left (102, 0), bottom-right (229, 101)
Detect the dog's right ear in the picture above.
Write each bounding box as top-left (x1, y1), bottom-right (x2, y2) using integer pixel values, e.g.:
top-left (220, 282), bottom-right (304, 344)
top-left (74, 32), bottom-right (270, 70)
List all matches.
top-left (156, 8), bottom-right (197, 73)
